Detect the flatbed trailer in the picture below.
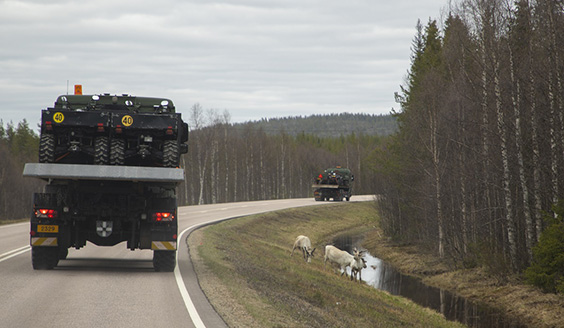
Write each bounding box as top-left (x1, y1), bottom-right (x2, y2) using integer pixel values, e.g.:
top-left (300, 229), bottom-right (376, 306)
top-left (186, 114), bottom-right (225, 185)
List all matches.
top-left (312, 184), bottom-right (352, 201)
top-left (23, 163), bottom-right (184, 271)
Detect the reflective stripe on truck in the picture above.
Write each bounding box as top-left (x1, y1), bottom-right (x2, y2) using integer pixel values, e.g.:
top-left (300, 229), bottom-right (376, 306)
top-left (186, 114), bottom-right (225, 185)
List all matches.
top-left (31, 237), bottom-right (58, 246)
top-left (151, 241), bottom-right (176, 250)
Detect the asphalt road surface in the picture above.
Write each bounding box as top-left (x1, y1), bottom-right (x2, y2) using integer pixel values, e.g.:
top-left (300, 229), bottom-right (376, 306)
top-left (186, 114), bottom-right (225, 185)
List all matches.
top-left (0, 196), bottom-right (374, 328)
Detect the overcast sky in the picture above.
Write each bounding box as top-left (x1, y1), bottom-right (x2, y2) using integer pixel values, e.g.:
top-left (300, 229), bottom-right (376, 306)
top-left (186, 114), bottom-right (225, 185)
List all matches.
top-left (0, 0), bottom-right (447, 128)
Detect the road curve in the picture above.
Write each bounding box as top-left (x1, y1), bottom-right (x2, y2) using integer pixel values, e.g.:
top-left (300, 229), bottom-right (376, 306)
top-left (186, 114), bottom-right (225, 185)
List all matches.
top-left (0, 196), bottom-right (375, 327)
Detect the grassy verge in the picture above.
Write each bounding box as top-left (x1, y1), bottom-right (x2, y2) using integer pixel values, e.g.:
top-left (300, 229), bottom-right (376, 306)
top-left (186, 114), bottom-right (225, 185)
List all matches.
top-left (361, 221), bottom-right (564, 328)
top-left (188, 202), bottom-right (464, 328)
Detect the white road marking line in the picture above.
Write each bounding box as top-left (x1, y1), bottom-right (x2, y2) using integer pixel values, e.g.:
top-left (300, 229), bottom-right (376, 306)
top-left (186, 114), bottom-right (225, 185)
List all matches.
top-left (175, 214), bottom-right (241, 328)
top-left (0, 245), bottom-right (30, 263)
top-left (175, 223), bottom-right (208, 328)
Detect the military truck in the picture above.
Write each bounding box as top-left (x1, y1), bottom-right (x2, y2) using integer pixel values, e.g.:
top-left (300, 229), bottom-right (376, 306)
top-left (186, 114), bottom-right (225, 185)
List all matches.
top-left (312, 166), bottom-right (354, 201)
top-left (39, 94), bottom-right (188, 167)
top-left (24, 163), bottom-right (183, 272)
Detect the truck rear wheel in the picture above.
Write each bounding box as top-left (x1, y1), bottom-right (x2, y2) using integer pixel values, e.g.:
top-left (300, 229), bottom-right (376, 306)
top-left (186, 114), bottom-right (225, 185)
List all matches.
top-left (39, 134), bottom-right (55, 163)
top-left (32, 247), bottom-right (59, 270)
top-left (163, 140), bottom-right (179, 167)
top-left (94, 136), bottom-right (109, 165)
top-left (110, 138), bottom-right (125, 165)
top-left (153, 250), bottom-right (176, 272)
top-left (58, 247), bottom-right (68, 260)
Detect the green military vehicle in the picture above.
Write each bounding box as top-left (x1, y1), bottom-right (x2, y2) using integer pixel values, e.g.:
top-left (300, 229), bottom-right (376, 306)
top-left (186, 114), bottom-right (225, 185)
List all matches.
top-left (39, 94), bottom-right (188, 167)
top-left (27, 93), bottom-right (187, 271)
top-left (24, 163), bottom-right (183, 272)
top-left (312, 166), bottom-right (354, 201)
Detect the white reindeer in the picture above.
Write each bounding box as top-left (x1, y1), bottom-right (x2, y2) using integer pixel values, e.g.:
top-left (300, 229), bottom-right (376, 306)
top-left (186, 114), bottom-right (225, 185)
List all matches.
top-left (291, 235), bottom-right (316, 263)
top-left (324, 245), bottom-right (365, 279)
top-left (350, 248), bottom-right (367, 282)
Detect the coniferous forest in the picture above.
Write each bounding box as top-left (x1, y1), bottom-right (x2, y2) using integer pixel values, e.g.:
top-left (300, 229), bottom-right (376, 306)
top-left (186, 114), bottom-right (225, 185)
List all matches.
top-left (376, 0), bottom-right (564, 289)
top-left (0, 120), bottom-right (43, 221)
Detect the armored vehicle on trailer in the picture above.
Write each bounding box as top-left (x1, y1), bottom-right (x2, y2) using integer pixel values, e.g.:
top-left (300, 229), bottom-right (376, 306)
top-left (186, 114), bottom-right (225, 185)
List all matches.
top-left (24, 163), bottom-right (183, 272)
top-left (312, 166), bottom-right (354, 201)
top-left (39, 94), bottom-right (188, 167)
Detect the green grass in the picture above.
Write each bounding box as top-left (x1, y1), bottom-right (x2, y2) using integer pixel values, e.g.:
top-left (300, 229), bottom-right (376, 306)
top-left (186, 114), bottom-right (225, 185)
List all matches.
top-left (191, 202), bottom-right (464, 328)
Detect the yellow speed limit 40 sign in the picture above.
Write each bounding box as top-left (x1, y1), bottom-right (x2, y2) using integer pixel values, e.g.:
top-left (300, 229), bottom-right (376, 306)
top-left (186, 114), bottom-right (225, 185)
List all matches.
top-left (53, 112), bottom-right (65, 123)
top-left (121, 115), bottom-right (133, 127)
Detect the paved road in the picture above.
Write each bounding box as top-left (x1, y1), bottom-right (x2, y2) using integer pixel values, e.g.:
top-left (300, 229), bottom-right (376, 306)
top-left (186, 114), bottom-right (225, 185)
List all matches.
top-left (0, 196), bottom-right (374, 327)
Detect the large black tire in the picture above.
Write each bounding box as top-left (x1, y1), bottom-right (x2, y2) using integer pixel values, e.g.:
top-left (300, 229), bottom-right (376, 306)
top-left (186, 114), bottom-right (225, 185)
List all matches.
top-left (153, 250), bottom-right (176, 272)
top-left (163, 140), bottom-right (179, 167)
top-left (94, 136), bottom-right (109, 165)
top-left (110, 138), bottom-right (125, 165)
top-left (39, 134), bottom-right (55, 163)
top-left (58, 247), bottom-right (68, 260)
top-left (32, 247), bottom-right (59, 270)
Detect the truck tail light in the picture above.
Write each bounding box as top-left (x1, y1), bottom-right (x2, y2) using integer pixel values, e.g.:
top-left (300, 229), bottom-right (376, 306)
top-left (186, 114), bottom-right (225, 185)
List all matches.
top-left (152, 212), bottom-right (175, 222)
top-left (35, 208), bottom-right (58, 219)
top-left (45, 121), bottom-right (53, 131)
top-left (97, 123), bottom-right (104, 132)
top-left (115, 124), bottom-right (122, 134)
top-left (166, 126), bottom-right (173, 135)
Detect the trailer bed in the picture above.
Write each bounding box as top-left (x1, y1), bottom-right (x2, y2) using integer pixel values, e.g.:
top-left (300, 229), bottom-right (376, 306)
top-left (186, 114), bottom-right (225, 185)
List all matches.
top-left (23, 163), bottom-right (184, 183)
top-left (311, 184), bottom-right (340, 189)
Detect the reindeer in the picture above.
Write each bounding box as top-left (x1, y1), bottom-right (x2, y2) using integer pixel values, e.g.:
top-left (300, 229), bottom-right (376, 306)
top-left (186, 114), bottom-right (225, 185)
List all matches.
top-left (324, 245), bottom-right (364, 279)
top-left (350, 248), bottom-right (367, 282)
top-left (291, 235), bottom-right (316, 263)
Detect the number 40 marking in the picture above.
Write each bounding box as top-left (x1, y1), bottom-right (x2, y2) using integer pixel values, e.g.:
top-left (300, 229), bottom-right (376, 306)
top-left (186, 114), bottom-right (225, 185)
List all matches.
top-left (53, 112), bottom-right (64, 123)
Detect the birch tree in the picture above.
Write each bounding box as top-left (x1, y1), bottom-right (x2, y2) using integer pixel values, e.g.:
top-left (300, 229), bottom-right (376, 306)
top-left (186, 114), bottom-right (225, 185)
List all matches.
top-left (189, 103), bottom-right (208, 205)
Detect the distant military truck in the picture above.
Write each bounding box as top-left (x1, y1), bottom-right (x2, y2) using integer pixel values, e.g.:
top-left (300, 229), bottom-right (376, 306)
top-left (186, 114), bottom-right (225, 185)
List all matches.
top-left (39, 94), bottom-right (188, 167)
top-left (312, 166), bottom-right (354, 201)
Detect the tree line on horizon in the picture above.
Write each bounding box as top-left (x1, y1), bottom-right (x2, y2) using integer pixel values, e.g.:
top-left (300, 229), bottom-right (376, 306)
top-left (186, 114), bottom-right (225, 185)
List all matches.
top-left (375, 0), bottom-right (564, 290)
top-left (0, 113), bottom-right (387, 220)
top-left (178, 104), bottom-right (385, 206)
top-left (243, 113), bottom-right (398, 138)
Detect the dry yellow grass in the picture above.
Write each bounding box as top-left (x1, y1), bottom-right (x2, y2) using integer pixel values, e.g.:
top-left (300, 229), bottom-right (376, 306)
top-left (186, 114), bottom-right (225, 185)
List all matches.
top-left (189, 203), bottom-right (464, 328)
top-left (189, 202), bottom-right (564, 327)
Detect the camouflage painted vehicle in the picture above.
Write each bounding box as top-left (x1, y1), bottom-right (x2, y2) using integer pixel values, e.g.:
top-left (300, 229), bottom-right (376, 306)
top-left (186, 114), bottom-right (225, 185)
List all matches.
top-left (312, 166), bottom-right (354, 201)
top-left (39, 94), bottom-right (188, 167)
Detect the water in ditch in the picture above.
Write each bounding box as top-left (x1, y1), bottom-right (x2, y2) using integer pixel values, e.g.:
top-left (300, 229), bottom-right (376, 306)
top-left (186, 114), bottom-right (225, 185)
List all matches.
top-left (333, 235), bottom-right (527, 328)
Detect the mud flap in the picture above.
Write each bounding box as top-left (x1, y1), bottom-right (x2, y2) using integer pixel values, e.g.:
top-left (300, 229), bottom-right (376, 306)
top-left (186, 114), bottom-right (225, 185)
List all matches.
top-left (139, 222), bottom-right (152, 249)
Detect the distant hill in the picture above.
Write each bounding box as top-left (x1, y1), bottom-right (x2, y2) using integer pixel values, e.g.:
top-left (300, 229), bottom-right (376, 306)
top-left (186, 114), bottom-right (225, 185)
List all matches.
top-left (236, 113), bottom-right (397, 138)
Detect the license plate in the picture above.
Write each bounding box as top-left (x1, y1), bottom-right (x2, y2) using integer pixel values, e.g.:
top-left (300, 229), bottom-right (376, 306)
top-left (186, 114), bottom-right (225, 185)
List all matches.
top-left (37, 225), bottom-right (58, 233)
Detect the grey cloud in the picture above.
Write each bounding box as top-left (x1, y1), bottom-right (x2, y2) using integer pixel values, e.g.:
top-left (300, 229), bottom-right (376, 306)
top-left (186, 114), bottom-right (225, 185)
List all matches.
top-left (0, 0), bottom-right (446, 126)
